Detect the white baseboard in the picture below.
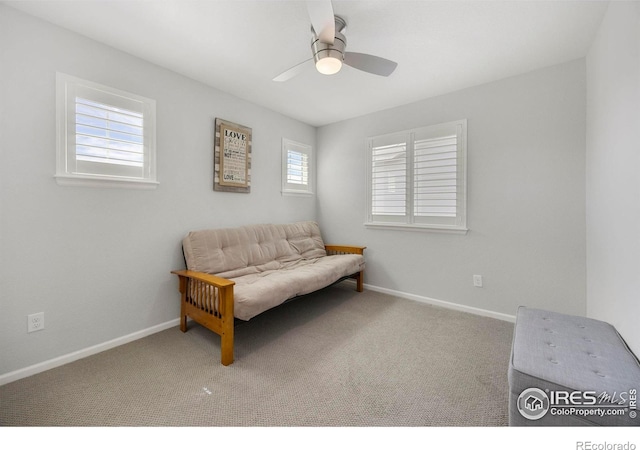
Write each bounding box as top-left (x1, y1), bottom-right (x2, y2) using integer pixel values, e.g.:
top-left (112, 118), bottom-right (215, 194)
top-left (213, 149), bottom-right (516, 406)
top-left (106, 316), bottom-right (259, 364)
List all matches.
top-left (0, 319), bottom-right (180, 386)
top-left (361, 282), bottom-right (516, 323)
top-left (1, 284), bottom-right (514, 386)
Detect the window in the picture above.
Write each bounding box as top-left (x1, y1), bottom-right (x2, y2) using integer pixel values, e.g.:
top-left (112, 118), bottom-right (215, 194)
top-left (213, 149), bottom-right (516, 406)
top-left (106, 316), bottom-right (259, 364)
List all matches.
top-left (282, 138), bottom-right (313, 196)
top-left (366, 120), bottom-right (467, 232)
top-left (55, 73), bottom-right (158, 189)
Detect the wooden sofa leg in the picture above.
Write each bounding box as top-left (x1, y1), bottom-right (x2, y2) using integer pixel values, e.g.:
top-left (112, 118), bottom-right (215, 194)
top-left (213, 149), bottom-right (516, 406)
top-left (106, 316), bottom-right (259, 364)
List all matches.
top-left (220, 322), bottom-right (234, 366)
top-left (177, 277), bottom-right (188, 332)
top-left (220, 329), bottom-right (234, 366)
top-left (219, 285), bottom-right (235, 366)
top-left (356, 271), bottom-right (364, 292)
top-left (180, 311), bottom-right (188, 333)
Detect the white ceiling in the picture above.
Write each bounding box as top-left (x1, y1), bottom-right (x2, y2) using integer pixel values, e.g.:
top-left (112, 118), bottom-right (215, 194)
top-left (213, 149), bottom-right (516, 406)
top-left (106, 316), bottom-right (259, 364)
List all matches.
top-left (5, 0), bottom-right (608, 127)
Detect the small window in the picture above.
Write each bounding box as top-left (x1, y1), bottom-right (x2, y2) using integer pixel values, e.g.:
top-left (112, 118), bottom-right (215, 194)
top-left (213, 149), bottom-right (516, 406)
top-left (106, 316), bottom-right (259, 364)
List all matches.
top-left (282, 138), bottom-right (313, 196)
top-left (55, 73), bottom-right (158, 189)
top-left (366, 120), bottom-right (467, 232)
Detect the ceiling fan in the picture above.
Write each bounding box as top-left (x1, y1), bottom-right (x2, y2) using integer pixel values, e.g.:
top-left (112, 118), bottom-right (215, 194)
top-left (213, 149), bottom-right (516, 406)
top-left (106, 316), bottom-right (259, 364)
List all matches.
top-left (273, 0), bottom-right (398, 82)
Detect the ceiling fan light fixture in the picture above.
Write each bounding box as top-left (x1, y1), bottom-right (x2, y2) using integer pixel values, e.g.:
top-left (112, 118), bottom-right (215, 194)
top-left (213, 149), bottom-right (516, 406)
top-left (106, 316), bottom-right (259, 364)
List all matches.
top-left (311, 27), bottom-right (346, 76)
top-left (315, 55), bottom-right (342, 75)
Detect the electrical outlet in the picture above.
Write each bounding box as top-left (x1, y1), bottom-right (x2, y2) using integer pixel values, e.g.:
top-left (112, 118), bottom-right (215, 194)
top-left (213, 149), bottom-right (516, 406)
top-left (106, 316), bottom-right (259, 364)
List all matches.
top-left (28, 312), bottom-right (44, 333)
top-left (473, 275), bottom-right (483, 288)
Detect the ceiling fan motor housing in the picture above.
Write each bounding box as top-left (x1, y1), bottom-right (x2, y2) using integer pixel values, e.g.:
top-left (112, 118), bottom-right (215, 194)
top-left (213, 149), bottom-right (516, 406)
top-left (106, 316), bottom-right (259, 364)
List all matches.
top-left (311, 16), bottom-right (347, 67)
top-left (311, 30), bottom-right (346, 64)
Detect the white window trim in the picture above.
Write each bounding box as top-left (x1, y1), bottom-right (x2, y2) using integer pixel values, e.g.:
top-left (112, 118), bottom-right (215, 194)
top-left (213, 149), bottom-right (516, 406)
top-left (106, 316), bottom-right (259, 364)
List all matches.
top-left (55, 73), bottom-right (158, 189)
top-left (365, 119), bottom-right (468, 234)
top-left (363, 222), bottom-right (468, 234)
top-left (281, 138), bottom-right (314, 196)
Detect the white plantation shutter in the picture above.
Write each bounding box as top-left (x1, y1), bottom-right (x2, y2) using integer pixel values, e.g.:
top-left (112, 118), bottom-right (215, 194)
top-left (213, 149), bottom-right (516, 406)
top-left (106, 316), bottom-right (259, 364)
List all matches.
top-left (414, 135), bottom-right (457, 218)
top-left (371, 141), bottom-right (407, 219)
top-left (56, 73), bottom-right (157, 188)
top-left (366, 120), bottom-right (467, 231)
top-left (74, 97), bottom-right (145, 177)
top-left (286, 148), bottom-right (309, 186)
top-left (282, 138), bottom-right (313, 195)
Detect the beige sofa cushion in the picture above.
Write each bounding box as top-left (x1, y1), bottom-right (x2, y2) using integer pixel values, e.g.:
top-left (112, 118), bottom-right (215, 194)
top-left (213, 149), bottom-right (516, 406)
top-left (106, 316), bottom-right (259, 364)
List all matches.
top-left (230, 254), bottom-right (364, 320)
top-left (183, 221), bottom-right (326, 274)
top-left (182, 221), bottom-right (364, 320)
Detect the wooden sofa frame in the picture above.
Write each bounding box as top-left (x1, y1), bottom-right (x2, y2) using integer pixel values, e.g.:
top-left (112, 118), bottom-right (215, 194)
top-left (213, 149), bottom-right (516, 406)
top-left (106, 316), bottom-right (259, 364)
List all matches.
top-left (172, 245), bottom-right (365, 366)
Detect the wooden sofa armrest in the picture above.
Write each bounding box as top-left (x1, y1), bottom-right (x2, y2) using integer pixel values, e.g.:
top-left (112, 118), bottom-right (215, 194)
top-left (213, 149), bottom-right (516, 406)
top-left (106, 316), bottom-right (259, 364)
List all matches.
top-left (171, 269), bottom-right (235, 288)
top-left (324, 245), bottom-right (366, 255)
top-left (171, 270), bottom-right (236, 365)
top-left (324, 245), bottom-right (366, 292)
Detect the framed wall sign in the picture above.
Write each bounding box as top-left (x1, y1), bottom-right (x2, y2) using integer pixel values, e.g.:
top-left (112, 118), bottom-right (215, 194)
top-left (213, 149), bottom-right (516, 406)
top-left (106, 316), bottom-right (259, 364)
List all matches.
top-left (214, 118), bottom-right (251, 193)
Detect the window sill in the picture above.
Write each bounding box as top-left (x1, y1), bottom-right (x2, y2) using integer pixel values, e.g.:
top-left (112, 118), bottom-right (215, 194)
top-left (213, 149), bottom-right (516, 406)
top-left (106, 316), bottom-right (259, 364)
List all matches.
top-left (55, 174), bottom-right (159, 190)
top-left (364, 222), bottom-right (468, 234)
top-left (281, 190), bottom-right (314, 197)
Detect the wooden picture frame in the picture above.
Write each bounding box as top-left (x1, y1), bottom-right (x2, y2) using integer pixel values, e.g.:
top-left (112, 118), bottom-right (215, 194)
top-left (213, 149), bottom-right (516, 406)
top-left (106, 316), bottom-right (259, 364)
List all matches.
top-left (214, 118), bottom-right (251, 193)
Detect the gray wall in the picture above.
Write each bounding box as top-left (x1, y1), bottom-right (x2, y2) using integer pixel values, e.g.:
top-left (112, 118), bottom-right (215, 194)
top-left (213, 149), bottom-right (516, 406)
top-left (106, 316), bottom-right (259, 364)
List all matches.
top-left (7, 2), bottom-right (636, 380)
top-left (0, 6), bottom-right (316, 376)
top-left (317, 60), bottom-right (587, 320)
top-left (586, 1), bottom-right (640, 355)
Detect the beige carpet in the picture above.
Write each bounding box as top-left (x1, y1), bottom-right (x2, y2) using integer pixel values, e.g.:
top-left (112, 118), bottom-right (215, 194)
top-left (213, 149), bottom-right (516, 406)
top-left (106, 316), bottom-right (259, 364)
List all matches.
top-left (0, 284), bottom-right (514, 426)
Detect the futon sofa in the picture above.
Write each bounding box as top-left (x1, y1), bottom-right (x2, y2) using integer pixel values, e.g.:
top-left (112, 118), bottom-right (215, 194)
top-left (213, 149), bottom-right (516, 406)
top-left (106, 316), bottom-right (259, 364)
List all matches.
top-left (172, 221), bottom-right (365, 365)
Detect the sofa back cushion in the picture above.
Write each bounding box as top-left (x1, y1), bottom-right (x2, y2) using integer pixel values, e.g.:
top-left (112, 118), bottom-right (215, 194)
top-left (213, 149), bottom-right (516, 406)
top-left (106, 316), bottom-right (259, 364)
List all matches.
top-left (182, 221), bottom-right (327, 275)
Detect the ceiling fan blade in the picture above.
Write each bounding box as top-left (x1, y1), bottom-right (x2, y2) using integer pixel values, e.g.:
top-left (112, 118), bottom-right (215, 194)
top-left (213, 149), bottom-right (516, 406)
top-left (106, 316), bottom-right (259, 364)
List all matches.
top-left (306, 0), bottom-right (335, 44)
top-left (343, 52), bottom-right (398, 77)
top-left (272, 58), bottom-right (313, 82)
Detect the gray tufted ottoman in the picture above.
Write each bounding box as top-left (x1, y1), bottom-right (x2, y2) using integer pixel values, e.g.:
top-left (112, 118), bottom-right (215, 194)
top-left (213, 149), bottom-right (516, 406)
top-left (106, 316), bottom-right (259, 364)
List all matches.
top-left (508, 307), bottom-right (640, 426)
